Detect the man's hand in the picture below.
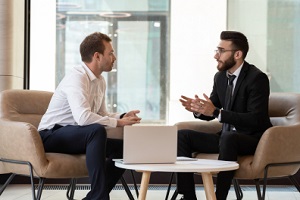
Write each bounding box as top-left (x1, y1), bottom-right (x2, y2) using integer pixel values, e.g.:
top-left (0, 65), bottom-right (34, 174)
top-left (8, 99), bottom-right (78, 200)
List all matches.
top-left (117, 110), bottom-right (141, 126)
top-left (123, 110), bottom-right (140, 118)
top-left (179, 95), bottom-right (195, 112)
top-left (117, 116), bottom-right (141, 126)
top-left (190, 93), bottom-right (215, 116)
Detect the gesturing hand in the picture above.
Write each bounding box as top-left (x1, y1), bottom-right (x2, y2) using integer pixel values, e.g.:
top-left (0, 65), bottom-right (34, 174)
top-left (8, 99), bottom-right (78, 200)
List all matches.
top-left (190, 93), bottom-right (215, 116)
top-left (179, 95), bottom-right (195, 112)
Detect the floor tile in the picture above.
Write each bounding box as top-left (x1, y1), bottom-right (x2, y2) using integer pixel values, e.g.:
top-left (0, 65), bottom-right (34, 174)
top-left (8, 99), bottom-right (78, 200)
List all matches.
top-left (0, 184), bottom-right (299, 200)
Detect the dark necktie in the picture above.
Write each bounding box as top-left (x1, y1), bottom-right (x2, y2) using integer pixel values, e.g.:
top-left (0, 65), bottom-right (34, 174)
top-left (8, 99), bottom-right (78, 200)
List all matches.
top-left (223, 74), bottom-right (236, 132)
top-left (224, 75), bottom-right (236, 110)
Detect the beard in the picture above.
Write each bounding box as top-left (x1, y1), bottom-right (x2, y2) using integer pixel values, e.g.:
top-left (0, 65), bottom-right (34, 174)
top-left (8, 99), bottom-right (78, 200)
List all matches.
top-left (217, 54), bottom-right (236, 72)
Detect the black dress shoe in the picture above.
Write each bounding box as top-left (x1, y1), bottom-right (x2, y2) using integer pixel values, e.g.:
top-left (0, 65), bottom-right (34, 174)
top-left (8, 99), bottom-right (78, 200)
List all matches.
top-left (180, 194), bottom-right (197, 200)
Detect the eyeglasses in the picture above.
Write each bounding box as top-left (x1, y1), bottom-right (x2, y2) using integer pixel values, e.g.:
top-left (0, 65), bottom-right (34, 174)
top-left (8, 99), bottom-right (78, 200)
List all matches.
top-left (214, 49), bottom-right (238, 55)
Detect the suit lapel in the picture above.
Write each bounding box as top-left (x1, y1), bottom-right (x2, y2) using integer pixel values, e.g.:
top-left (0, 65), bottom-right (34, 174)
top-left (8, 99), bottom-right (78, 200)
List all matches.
top-left (219, 71), bottom-right (228, 107)
top-left (231, 62), bottom-right (249, 109)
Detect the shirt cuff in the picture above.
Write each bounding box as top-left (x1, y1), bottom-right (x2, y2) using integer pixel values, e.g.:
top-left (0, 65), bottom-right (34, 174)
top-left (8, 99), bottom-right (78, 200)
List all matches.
top-left (218, 109), bottom-right (222, 121)
top-left (109, 118), bottom-right (118, 127)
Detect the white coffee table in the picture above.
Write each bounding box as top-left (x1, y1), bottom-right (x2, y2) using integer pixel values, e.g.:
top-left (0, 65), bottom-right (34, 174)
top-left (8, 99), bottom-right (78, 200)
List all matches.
top-left (115, 159), bottom-right (239, 200)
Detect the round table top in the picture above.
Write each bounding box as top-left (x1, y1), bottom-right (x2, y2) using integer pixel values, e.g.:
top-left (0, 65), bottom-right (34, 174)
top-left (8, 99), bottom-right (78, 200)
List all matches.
top-left (115, 159), bottom-right (239, 173)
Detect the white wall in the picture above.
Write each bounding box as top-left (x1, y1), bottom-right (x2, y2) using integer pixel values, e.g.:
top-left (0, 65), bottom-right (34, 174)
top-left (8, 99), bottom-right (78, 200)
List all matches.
top-left (168, 0), bottom-right (227, 124)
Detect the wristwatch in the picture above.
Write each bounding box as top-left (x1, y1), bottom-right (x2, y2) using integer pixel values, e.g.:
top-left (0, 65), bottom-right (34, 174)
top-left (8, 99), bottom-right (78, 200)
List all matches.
top-left (213, 108), bottom-right (220, 118)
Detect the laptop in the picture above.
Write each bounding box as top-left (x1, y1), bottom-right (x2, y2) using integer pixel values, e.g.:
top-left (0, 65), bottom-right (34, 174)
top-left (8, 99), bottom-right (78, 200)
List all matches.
top-left (115, 125), bottom-right (177, 164)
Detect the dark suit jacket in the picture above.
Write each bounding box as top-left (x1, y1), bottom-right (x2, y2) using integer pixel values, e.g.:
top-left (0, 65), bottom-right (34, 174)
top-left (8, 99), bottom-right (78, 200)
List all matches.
top-left (197, 61), bottom-right (273, 136)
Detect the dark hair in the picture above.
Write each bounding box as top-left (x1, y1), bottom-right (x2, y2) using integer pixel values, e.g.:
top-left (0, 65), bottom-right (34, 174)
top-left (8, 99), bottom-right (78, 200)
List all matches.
top-left (220, 31), bottom-right (249, 59)
top-left (80, 32), bottom-right (112, 63)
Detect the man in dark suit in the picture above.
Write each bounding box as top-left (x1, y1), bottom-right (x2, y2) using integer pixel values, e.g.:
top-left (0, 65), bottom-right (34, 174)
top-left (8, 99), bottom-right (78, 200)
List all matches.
top-left (177, 31), bottom-right (272, 200)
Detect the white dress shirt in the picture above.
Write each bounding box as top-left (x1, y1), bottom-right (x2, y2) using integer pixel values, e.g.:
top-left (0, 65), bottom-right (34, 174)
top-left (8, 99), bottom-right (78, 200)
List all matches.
top-left (38, 63), bottom-right (121, 131)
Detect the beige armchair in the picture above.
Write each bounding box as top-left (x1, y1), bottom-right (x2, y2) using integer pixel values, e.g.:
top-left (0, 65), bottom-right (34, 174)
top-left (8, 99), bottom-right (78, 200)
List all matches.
top-left (174, 93), bottom-right (300, 200)
top-left (0, 89), bottom-right (132, 200)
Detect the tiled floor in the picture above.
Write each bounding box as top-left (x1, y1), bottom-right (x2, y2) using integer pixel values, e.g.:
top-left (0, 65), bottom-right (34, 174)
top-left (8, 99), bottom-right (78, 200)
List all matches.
top-left (0, 184), bottom-right (299, 200)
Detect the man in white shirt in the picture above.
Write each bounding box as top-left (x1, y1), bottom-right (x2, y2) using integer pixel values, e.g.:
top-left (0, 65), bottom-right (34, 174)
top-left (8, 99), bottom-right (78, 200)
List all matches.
top-left (38, 32), bottom-right (141, 200)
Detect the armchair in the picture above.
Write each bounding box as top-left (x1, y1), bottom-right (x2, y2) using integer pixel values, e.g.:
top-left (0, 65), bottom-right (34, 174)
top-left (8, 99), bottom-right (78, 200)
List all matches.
top-left (174, 92), bottom-right (300, 200)
top-left (0, 89), bottom-right (133, 200)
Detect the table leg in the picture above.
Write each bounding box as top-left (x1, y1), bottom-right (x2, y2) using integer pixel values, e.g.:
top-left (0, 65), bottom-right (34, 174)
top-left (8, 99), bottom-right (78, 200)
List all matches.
top-left (201, 172), bottom-right (216, 200)
top-left (138, 171), bottom-right (151, 200)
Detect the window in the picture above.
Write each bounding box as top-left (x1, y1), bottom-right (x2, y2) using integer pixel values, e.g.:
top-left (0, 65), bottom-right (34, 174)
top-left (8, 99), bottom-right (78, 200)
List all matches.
top-left (39, 1), bottom-right (300, 124)
top-left (31, 0), bottom-right (170, 123)
top-left (227, 0), bottom-right (300, 92)
top-left (30, 0), bottom-right (227, 124)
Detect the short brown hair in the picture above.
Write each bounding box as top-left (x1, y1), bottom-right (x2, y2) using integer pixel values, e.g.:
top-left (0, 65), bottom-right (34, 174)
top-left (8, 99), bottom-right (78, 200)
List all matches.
top-left (220, 31), bottom-right (249, 59)
top-left (80, 32), bottom-right (112, 63)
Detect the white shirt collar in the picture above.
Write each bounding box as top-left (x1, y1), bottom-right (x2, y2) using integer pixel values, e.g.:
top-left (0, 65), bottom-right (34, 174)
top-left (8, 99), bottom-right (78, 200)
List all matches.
top-left (227, 61), bottom-right (244, 78)
top-left (81, 62), bottom-right (98, 81)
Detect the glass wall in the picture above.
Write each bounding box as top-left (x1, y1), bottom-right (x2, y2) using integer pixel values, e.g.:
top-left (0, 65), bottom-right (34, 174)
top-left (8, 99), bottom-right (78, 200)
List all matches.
top-left (227, 0), bottom-right (300, 92)
top-left (30, 0), bottom-right (300, 124)
top-left (55, 0), bottom-right (169, 123)
top-left (267, 0), bottom-right (300, 92)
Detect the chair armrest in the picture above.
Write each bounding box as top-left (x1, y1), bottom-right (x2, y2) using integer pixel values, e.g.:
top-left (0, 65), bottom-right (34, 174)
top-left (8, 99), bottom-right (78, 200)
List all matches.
top-left (0, 119), bottom-right (48, 175)
top-left (175, 120), bottom-right (222, 134)
top-left (251, 124), bottom-right (300, 175)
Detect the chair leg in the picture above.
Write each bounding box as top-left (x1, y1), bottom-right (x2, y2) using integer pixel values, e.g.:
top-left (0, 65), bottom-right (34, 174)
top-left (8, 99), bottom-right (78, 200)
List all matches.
top-left (170, 189), bottom-right (179, 200)
top-left (233, 179), bottom-right (243, 200)
top-left (120, 175), bottom-right (135, 200)
top-left (165, 172), bottom-right (178, 200)
top-left (0, 173), bottom-right (16, 195)
top-left (25, 161), bottom-right (39, 200)
top-left (259, 161), bottom-right (300, 200)
top-left (289, 175), bottom-right (300, 192)
top-left (165, 172), bottom-right (175, 200)
top-left (254, 179), bottom-right (263, 200)
top-left (130, 170), bottom-right (139, 198)
top-left (0, 158), bottom-right (44, 200)
top-left (66, 178), bottom-right (77, 200)
top-left (36, 178), bottom-right (45, 200)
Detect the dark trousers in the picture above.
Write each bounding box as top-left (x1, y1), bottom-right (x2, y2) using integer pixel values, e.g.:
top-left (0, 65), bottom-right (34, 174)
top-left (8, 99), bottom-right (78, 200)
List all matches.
top-left (177, 129), bottom-right (260, 200)
top-left (39, 124), bottom-right (125, 200)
